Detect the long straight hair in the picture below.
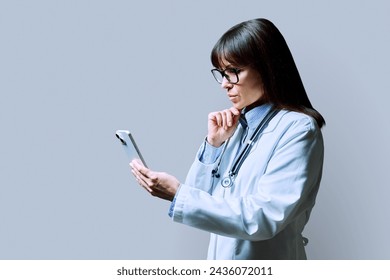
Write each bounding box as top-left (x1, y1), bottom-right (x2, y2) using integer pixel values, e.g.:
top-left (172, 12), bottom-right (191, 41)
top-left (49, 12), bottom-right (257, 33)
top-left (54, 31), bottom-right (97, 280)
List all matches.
top-left (211, 18), bottom-right (325, 128)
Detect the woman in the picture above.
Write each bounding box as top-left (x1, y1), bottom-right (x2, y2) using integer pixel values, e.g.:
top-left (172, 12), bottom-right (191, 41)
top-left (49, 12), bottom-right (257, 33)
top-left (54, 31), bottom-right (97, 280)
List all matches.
top-left (130, 18), bottom-right (325, 260)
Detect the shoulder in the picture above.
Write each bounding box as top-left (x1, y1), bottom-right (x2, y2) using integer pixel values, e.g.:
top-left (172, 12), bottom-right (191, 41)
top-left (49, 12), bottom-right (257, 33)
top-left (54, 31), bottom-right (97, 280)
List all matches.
top-left (273, 110), bottom-right (320, 133)
top-left (263, 109), bottom-right (323, 147)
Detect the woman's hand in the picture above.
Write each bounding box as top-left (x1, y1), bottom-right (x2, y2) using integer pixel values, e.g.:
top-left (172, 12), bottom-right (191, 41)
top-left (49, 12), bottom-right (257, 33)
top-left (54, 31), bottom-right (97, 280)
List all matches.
top-left (207, 107), bottom-right (241, 147)
top-left (130, 160), bottom-right (180, 201)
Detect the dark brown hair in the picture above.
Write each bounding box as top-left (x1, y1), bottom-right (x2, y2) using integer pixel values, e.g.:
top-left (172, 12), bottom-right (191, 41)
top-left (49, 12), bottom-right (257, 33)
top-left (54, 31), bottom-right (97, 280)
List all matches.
top-left (211, 18), bottom-right (325, 128)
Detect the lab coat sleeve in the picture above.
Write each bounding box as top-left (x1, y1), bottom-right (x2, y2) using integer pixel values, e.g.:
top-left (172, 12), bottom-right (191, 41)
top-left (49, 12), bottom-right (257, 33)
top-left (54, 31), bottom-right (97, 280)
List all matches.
top-left (182, 140), bottom-right (226, 193)
top-left (172, 116), bottom-right (324, 241)
top-left (199, 139), bottom-right (224, 164)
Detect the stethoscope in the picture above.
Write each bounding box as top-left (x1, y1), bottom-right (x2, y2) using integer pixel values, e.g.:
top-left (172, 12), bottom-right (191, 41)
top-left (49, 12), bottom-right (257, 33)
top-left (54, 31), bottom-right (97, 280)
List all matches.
top-left (211, 107), bottom-right (280, 188)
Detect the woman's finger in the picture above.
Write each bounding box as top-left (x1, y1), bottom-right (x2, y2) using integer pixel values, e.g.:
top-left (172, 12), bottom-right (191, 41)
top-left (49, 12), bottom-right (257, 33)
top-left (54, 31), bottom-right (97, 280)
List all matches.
top-left (224, 109), bottom-right (235, 128)
top-left (219, 110), bottom-right (227, 130)
top-left (213, 112), bottom-right (222, 127)
top-left (131, 161), bottom-right (160, 188)
top-left (229, 106), bottom-right (241, 116)
top-left (225, 111), bottom-right (232, 128)
top-left (131, 161), bottom-right (154, 186)
top-left (131, 169), bottom-right (153, 192)
top-left (228, 107), bottom-right (241, 126)
top-left (132, 160), bottom-right (149, 175)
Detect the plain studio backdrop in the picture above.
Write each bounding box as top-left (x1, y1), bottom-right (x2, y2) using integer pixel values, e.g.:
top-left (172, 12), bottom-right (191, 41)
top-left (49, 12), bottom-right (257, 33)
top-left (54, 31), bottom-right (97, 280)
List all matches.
top-left (0, 0), bottom-right (389, 259)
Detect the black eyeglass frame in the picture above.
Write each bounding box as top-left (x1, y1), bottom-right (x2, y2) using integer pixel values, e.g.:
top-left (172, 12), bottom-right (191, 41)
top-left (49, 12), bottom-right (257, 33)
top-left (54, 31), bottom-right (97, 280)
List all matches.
top-left (210, 67), bottom-right (242, 84)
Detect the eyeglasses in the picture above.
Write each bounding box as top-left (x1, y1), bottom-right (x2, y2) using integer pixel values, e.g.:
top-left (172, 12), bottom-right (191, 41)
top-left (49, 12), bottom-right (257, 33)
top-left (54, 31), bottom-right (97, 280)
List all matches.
top-left (211, 67), bottom-right (242, 84)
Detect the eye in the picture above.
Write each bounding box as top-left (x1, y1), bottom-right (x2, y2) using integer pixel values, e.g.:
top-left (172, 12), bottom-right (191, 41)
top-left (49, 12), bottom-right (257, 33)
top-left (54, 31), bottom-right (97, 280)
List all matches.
top-left (225, 68), bottom-right (241, 74)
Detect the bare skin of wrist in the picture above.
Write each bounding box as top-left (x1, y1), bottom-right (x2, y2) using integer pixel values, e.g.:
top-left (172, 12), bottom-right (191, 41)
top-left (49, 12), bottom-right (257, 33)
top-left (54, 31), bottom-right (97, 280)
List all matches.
top-left (206, 136), bottom-right (224, 148)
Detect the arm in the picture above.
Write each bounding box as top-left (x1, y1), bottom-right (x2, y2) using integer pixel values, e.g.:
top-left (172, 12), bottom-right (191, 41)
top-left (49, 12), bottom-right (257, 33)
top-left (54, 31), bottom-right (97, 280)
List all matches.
top-left (130, 138), bottom-right (228, 202)
top-left (172, 117), bottom-right (324, 241)
top-left (130, 107), bottom-right (240, 200)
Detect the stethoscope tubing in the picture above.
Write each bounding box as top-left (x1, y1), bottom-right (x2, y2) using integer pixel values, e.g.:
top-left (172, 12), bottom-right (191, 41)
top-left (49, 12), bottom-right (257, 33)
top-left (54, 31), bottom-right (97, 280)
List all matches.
top-left (212, 107), bottom-right (280, 188)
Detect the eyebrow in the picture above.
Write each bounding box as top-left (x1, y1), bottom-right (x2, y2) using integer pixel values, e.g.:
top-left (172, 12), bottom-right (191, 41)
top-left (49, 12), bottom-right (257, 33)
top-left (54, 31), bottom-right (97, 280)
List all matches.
top-left (219, 64), bottom-right (237, 70)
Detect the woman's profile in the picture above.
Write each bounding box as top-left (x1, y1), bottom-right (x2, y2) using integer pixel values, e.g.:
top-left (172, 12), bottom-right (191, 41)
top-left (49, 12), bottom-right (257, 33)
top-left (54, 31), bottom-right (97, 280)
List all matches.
top-left (130, 18), bottom-right (325, 260)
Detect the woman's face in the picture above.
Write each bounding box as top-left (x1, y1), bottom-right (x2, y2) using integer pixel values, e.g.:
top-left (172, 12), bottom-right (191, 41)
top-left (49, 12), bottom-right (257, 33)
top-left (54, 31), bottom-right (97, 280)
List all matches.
top-left (220, 61), bottom-right (264, 110)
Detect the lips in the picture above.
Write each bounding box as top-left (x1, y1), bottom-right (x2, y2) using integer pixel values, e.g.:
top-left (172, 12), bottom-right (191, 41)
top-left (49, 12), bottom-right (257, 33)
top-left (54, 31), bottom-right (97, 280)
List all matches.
top-left (228, 92), bottom-right (238, 97)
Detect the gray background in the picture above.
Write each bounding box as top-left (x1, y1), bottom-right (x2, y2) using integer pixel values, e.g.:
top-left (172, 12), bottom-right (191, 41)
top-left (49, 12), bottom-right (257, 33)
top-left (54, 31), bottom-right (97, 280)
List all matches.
top-left (1, 0), bottom-right (389, 259)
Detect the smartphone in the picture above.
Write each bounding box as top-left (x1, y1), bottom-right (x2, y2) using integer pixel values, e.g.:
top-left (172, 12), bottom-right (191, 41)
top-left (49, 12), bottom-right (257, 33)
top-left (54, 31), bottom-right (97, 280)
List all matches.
top-left (115, 130), bottom-right (147, 167)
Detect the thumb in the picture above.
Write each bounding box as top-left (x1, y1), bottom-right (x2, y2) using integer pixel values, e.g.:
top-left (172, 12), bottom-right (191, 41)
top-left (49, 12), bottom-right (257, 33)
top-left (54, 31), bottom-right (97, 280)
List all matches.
top-left (232, 109), bottom-right (242, 126)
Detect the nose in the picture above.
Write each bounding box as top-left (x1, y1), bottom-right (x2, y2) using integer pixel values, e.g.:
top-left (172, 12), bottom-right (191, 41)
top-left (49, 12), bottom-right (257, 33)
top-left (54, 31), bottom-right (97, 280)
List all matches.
top-left (221, 76), bottom-right (233, 89)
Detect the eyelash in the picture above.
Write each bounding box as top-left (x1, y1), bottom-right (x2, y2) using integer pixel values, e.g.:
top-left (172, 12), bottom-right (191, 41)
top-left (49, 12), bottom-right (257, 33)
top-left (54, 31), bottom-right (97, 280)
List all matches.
top-left (225, 68), bottom-right (241, 74)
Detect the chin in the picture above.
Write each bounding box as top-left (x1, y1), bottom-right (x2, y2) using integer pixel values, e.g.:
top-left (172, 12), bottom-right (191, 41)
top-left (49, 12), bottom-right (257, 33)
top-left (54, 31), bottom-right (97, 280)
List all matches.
top-left (232, 103), bottom-right (244, 110)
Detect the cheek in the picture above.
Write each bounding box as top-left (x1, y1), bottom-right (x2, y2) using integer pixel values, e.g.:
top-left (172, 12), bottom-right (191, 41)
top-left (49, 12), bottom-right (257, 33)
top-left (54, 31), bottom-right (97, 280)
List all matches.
top-left (240, 86), bottom-right (263, 101)
top-left (254, 89), bottom-right (264, 99)
top-left (247, 80), bottom-right (264, 100)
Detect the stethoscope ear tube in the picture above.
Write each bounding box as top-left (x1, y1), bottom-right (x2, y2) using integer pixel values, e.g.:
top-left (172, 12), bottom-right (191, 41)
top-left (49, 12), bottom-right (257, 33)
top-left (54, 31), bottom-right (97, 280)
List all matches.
top-left (211, 137), bottom-right (231, 179)
top-left (211, 169), bottom-right (220, 178)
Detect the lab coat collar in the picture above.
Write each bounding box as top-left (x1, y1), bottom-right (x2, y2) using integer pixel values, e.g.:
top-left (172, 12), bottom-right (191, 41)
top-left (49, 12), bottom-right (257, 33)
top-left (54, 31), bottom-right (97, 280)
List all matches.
top-left (241, 103), bottom-right (274, 132)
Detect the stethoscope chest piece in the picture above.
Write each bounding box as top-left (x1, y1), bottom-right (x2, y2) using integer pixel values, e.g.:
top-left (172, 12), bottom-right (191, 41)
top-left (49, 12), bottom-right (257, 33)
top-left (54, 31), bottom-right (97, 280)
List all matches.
top-left (221, 175), bottom-right (234, 188)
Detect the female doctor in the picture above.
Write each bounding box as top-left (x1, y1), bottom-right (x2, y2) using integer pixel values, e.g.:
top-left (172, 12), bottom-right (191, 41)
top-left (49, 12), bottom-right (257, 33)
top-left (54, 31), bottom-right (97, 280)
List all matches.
top-left (130, 18), bottom-right (325, 260)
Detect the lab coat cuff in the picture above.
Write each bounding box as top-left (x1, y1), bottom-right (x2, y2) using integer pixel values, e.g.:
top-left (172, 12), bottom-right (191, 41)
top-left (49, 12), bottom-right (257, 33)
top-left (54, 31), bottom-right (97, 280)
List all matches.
top-left (171, 184), bottom-right (191, 223)
top-left (168, 184), bottom-right (181, 218)
top-left (198, 138), bottom-right (224, 164)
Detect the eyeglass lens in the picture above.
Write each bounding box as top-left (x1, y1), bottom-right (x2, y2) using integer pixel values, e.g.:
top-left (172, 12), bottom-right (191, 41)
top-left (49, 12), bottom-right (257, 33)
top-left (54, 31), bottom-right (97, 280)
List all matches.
top-left (211, 69), bottom-right (239, 84)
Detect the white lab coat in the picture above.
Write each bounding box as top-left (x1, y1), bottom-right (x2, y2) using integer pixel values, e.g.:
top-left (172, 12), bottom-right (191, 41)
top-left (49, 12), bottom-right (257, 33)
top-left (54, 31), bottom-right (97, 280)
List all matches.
top-left (172, 110), bottom-right (324, 259)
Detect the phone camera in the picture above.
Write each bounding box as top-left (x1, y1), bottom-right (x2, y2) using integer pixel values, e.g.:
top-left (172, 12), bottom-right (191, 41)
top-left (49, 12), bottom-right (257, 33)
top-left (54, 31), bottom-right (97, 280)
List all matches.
top-left (116, 134), bottom-right (127, 146)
